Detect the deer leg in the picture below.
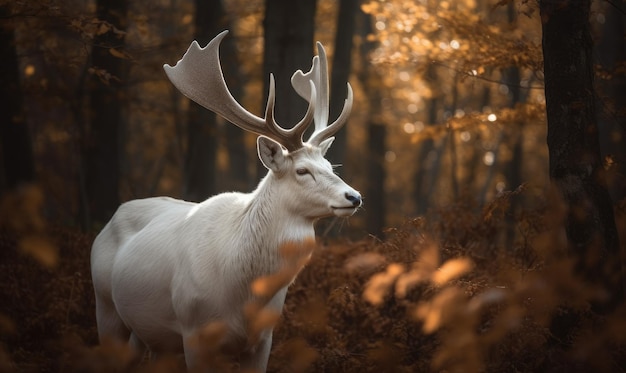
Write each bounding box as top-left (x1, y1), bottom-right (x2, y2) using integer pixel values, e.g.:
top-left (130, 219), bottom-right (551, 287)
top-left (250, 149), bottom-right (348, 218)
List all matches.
top-left (240, 333), bottom-right (273, 373)
top-left (95, 296), bottom-right (130, 344)
top-left (129, 332), bottom-right (148, 362)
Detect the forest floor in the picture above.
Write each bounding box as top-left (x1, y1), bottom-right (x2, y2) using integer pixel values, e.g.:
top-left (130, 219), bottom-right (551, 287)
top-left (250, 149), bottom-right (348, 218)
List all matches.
top-left (1, 190), bottom-right (626, 372)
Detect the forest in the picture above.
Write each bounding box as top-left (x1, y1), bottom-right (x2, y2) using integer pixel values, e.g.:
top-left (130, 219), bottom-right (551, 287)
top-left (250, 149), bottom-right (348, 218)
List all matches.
top-left (1, 0), bottom-right (626, 371)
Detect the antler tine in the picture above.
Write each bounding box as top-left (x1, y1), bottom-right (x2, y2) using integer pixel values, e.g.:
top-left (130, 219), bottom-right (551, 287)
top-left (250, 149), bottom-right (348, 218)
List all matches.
top-left (163, 30), bottom-right (316, 152)
top-left (307, 82), bottom-right (353, 146)
top-left (265, 74), bottom-right (317, 151)
top-left (291, 41), bottom-right (354, 147)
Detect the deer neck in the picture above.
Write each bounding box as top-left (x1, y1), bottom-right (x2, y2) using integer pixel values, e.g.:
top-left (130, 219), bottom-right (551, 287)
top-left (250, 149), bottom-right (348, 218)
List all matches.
top-left (229, 172), bottom-right (314, 285)
top-left (245, 172), bottom-right (315, 247)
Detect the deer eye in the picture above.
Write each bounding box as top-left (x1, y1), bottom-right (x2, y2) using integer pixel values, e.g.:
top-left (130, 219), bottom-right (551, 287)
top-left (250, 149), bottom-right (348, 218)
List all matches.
top-left (296, 168), bottom-right (310, 176)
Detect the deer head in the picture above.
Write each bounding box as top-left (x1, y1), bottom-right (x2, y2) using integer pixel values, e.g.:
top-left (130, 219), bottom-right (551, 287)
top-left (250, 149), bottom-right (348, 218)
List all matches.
top-left (163, 30), bottom-right (361, 218)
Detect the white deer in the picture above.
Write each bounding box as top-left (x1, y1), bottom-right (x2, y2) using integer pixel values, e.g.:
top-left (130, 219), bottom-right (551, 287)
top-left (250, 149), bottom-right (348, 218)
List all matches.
top-left (90, 30), bottom-right (361, 371)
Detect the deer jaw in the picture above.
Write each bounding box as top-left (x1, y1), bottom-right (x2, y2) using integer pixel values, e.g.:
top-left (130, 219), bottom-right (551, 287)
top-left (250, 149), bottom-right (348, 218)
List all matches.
top-left (257, 136), bottom-right (361, 220)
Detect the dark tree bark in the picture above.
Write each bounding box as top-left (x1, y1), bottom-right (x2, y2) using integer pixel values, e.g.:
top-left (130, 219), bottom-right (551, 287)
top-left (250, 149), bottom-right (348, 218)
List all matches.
top-left (0, 5), bottom-right (35, 192)
top-left (222, 96), bottom-right (249, 193)
top-left (595, 0), bottom-right (626, 203)
top-left (502, 64), bottom-right (525, 247)
top-left (260, 0), bottom-right (316, 179)
top-left (84, 0), bottom-right (127, 225)
top-left (325, 0), bottom-right (358, 166)
top-left (219, 22), bottom-right (249, 192)
top-left (263, 0), bottom-right (316, 125)
top-left (502, 0), bottom-right (526, 193)
top-left (183, 0), bottom-right (227, 202)
top-left (414, 64), bottom-right (440, 215)
top-left (502, 66), bottom-right (523, 190)
top-left (366, 123), bottom-right (386, 237)
top-left (317, 0), bottom-right (358, 237)
top-left (502, 1), bottom-right (529, 246)
top-left (359, 11), bottom-right (386, 237)
top-left (540, 0), bottom-right (623, 306)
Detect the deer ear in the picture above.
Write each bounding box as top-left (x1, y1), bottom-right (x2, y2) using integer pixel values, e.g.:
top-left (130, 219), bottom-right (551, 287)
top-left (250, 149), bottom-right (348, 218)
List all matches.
top-left (258, 136), bottom-right (288, 172)
top-left (318, 137), bottom-right (335, 156)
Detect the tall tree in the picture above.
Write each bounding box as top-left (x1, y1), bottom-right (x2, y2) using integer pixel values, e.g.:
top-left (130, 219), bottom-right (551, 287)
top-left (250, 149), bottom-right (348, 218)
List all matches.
top-left (414, 64), bottom-right (440, 216)
top-left (221, 34), bottom-right (249, 192)
top-left (183, 0), bottom-right (233, 202)
top-left (595, 0), bottom-right (626, 203)
top-left (502, 1), bottom-right (529, 245)
top-left (318, 0), bottom-right (359, 237)
top-left (540, 0), bottom-right (623, 306)
top-left (359, 11), bottom-right (386, 237)
top-left (84, 0), bottom-right (127, 225)
top-left (0, 4), bottom-right (35, 192)
top-left (325, 0), bottom-right (358, 166)
top-left (261, 0), bottom-right (317, 179)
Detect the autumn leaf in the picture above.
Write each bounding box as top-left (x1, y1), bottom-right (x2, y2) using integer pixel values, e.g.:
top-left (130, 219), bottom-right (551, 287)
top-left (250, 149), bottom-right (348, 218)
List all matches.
top-left (395, 268), bottom-right (427, 298)
top-left (364, 263), bottom-right (405, 305)
top-left (344, 252), bottom-right (386, 273)
top-left (19, 236), bottom-right (58, 268)
top-left (246, 305), bottom-right (281, 342)
top-left (432, 258), bottom-right (474, 285)
top-left (415, 287), bottom-right (465, 333)
top-left (109, 48), bottom-right (131, 60)
top-left (96, 22), bottom-right (110, 35)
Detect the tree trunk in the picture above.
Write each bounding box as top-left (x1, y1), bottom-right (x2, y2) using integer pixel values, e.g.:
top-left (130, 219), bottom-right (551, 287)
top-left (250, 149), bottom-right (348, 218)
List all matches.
top-left (84, 0), bottom-right (126, 225)
top-left (502, 66), bottom-right (524, 192)
top-left (317, 0), bottom-right (358, 237)
top-left (540, 0), bottom-right (623, 307)
top-left (502, 65), bottom-right (525, 247)
top-left (0, 5), bottom-right (35, 193)
top-left (185, 106), bottom-right (218, 202)
top-left (595, 0), bottom-right (626, 204)
top-left (183, 0), bottom-right (231, 202)
top-left (414, 64), bottom-right (439, 215)
top-left (448, 74), bottom-right (459, 201)
top-left (325, 0), bottom-right (358, 166)
top-left (220, 23), bottom-right (249, 192)
top-left (359, 11), bottom-right (386, 237)
top-left (260, 0), bottom-right (317, 179)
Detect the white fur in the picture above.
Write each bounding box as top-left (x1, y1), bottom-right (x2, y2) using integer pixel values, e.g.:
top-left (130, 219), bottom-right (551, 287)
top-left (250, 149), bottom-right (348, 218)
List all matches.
top-left (91, 138), bottom-right (361, 370)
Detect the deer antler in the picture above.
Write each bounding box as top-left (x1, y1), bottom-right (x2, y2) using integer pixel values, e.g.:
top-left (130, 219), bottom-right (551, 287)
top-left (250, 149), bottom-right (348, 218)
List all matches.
top-left (163, 30), bottom-right (316, 152)
top-left (291, 42), bottom-right (353, 147)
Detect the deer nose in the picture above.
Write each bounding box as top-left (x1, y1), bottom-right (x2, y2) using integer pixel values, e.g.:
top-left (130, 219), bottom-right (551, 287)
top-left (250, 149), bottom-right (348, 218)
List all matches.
top-left (345, 192), bottom-right (362, 207)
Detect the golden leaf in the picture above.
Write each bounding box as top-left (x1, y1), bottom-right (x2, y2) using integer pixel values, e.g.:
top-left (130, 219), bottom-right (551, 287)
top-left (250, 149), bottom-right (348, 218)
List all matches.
top-left (251, 240), bottom-right (315, 300)
top-left (363, 263), bottom-right (405, 305)
top-left (19, 236), bottom-right (58, 268)
top-left (109, 48), bottom-right (131, 60)
top-left (189, 321), bottom-right (229, 351)
top-left (344, 252), bottom-right (386, 273)
top-left (417, 241), bottom-right (440, 273)
top-left (254, 308), bottom-right (281, 332)
top-left (395, 269), bottom-right (427, 298)
top-left (415, 287), bottom-right (464, 333)
top-left (245, 303), bottom-right (281, 343)
top-left (432, 258), bottom-right (473, 285)
top-left (251, 270), bottom-right (295, 299)
top-left (96, 22), bottom-right (110, 36)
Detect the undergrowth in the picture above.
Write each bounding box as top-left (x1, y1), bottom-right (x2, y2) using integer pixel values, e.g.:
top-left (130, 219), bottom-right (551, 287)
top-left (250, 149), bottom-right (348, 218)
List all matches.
top-left (1, 187), bottom-right (625, 372)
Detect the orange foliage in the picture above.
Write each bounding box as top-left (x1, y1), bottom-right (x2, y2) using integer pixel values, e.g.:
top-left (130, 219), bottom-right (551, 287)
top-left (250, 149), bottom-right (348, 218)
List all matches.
top-left (2, 189), bottom-right (626, 372)
top-left (0, 185), bottom-right (58, 268)
top-left (2, 0), bottom-right (625, 372)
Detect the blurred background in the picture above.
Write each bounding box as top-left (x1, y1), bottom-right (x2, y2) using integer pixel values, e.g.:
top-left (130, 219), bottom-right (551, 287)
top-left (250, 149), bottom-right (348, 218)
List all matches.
top-left (1, 0), bottom-right (624, 238)
top-left (1, 2), bottom-right (626, 371)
